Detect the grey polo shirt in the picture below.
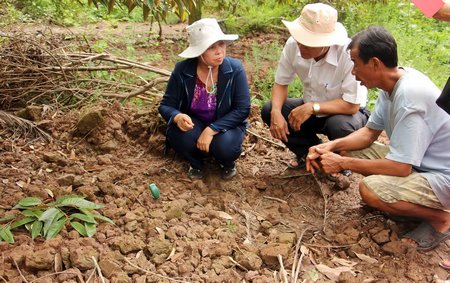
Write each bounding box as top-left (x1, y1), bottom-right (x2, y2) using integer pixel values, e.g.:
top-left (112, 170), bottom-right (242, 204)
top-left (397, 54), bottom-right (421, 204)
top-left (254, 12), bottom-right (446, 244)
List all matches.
top-left (367, 68), bottom-right (450, 208)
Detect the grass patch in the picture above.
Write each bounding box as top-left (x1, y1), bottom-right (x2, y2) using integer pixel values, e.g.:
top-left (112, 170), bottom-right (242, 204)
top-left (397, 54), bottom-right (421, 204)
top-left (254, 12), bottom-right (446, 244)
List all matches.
top-left (236, 0), bottom-right (449, 109)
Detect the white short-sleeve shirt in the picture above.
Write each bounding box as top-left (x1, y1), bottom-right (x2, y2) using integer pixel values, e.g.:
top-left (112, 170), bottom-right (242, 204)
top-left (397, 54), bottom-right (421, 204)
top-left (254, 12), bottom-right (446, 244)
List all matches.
top-left (275, 36), bottom-right (368, 107)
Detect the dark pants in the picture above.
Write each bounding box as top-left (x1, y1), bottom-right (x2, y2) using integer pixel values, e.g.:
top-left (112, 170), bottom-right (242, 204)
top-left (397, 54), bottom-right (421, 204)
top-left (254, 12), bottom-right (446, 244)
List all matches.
top-left (166, 116), bottom-right (245, 169)
top-left (261, 98), bottom-right (369, 158)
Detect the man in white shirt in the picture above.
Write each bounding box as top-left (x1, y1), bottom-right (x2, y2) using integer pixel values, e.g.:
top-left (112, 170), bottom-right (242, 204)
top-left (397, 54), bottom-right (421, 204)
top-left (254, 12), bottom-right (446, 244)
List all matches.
top-left (261, 3), bottom-right (368, 170)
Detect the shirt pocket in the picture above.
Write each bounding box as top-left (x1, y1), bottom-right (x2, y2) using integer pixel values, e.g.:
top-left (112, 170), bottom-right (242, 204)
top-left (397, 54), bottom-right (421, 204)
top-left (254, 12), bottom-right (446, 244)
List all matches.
top-left (324, 83), bottom-right (342, 100)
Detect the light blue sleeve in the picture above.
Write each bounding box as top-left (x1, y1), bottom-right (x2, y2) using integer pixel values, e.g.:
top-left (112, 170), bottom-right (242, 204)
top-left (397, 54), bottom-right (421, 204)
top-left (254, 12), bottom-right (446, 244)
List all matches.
top-left (366, 92), bottom-right (386, 131)
top-left (387, 107), bottom-right (432, 166)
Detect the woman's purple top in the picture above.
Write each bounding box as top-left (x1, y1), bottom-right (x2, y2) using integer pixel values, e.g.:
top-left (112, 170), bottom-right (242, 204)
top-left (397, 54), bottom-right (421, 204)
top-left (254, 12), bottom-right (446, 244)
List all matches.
top-left (190, 77), bottom-right (217, 125)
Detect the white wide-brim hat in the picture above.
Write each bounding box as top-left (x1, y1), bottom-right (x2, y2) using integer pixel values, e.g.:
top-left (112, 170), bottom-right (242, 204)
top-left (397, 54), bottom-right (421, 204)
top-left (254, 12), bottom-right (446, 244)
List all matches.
top-left (282, 3), bottom-right (348, 47)
top-left (179, 18), bottom-right (238, 58)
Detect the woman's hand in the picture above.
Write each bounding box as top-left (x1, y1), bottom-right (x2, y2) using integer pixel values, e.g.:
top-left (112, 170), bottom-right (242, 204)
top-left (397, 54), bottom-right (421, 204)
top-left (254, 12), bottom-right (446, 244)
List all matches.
top-left (197, 127), bottom-right (217, 153)
top-left (174, 114), bottom-right (194, 131)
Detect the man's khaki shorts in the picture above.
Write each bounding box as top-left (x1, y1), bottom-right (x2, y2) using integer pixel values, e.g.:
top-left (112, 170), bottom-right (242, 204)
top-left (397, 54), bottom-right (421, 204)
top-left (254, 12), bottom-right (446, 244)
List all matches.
top-left (349, 142), bottom-right (444, 210)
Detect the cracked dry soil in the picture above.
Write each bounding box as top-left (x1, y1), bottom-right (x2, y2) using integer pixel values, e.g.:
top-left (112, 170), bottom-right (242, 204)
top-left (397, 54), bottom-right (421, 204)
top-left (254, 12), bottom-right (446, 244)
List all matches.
top-left (0, 21), bottom-right (449, 283)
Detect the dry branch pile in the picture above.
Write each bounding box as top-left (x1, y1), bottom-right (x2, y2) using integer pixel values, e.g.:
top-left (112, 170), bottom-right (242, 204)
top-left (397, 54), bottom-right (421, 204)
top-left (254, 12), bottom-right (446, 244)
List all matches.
top-left (0, 32), bottom-right (170, 110)
top-left (0, 110), bottom-right (52, 142)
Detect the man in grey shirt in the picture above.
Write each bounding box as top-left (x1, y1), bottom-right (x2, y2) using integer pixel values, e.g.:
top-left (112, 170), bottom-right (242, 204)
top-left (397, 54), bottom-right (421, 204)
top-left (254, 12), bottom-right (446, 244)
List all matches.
top-left (306, 26), bottom-right (450, 251)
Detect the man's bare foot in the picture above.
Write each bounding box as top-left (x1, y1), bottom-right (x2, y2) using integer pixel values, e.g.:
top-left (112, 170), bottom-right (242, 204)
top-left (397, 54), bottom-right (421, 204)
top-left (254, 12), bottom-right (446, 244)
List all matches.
top-left (402, 221), bottom-right (450, 251)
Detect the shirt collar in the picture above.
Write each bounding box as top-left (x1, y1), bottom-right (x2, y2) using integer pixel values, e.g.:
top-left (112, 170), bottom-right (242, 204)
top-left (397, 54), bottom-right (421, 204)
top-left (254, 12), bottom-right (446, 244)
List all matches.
top-left (323, 45), bottom-right (339, 66)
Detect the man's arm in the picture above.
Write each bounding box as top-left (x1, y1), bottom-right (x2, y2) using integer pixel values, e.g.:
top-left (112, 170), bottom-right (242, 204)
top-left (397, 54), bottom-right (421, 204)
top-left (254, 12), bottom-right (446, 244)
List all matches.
top-left (271, 83), bottom-right (289, 113)
top-left (308, 127), bottom-right (412, 177)
top-left (326, 126), bottom-right (381, 152)
top-left (306, 126), bottom-right (380, 172)
top-left (312, 98), bottom-right (360, 115)
top-left (269, 83), bottom-right (290, 142)
top-left (288, 98), bottom-right (360, 131)
top-left (338, 156), bottom-right (412, 177)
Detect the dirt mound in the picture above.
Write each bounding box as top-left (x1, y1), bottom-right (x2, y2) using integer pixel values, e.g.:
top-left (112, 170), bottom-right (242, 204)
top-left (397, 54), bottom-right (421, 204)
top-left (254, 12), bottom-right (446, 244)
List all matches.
top-left (0, 101), bottom-right (448, 282)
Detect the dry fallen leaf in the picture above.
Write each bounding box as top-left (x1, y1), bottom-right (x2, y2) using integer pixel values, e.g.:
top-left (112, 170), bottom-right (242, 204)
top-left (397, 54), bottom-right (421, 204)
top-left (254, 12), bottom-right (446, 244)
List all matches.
top-left (69, 149), bottom-right (76, 160)
top-left (45, 189), bottom-right (54, 198)
top-left (170, 252), bottom-right (184, 262)
top-left (54, 253), bottom-right (63, 272)
top-left (85, 166), bottom-right (100, 172)
top-left (331, 256), bottom-right (358, 267)
top-left (16, 181), bottom-right (26, 188)
top-left (155, 227), bottom-right (164, 234)
top-left (166, 247), bottom-right (176, 260)
top-left (212, 210), bottom-right (233, 220)
top-left (300, 245), bottom-right (309, 255)
top-left (57, 150), bottom-right (67, 157)
top-left (354, 252), bottom-right (378, 264)
top-left (315, 263), bottom-right (355, 280)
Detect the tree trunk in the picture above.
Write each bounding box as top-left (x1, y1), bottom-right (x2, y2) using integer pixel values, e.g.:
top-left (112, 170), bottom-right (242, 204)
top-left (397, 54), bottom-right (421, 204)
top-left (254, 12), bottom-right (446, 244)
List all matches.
top-left (188, 0), bottom-right (202, 24)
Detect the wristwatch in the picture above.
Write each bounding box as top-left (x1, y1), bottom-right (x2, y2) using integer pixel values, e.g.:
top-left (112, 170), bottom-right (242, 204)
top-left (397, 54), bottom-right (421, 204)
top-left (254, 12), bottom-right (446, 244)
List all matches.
top-left (312, 102), bottom-right (320, 115)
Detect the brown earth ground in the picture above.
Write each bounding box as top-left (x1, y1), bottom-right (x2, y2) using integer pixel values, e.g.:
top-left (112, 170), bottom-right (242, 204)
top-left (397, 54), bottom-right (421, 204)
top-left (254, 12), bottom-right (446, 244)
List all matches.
top-left (0, 21), bottom-right (449, 282)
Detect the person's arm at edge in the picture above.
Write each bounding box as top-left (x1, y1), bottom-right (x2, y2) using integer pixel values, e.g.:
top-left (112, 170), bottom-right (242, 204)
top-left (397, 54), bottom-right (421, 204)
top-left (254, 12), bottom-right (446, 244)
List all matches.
top-left (434, 0), bottom-right (450, 21)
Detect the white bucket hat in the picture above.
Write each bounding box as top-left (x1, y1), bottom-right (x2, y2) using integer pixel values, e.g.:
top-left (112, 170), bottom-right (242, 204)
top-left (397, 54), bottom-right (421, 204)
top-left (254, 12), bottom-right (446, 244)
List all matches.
top-left (178, 18), bottom-right (238, 58)
top-left (282, 3), bottom-right (348, 47)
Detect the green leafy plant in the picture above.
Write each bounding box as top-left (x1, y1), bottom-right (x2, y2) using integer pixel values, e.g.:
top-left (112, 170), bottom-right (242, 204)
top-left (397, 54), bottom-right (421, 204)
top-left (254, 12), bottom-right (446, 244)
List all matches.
top-left (92, 39), bottom-right (109, 53)
top-left (225, 219), bottom-right (236, 232)
top-left (0, 195), bottom-right (113, 243)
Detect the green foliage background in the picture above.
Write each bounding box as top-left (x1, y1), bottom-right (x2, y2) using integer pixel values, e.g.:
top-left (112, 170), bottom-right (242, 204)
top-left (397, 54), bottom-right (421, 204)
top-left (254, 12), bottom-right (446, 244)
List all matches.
top-left (2, 0), bottom-right (449, 109)
top-left (213, 0), bottom-right (449, 108)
